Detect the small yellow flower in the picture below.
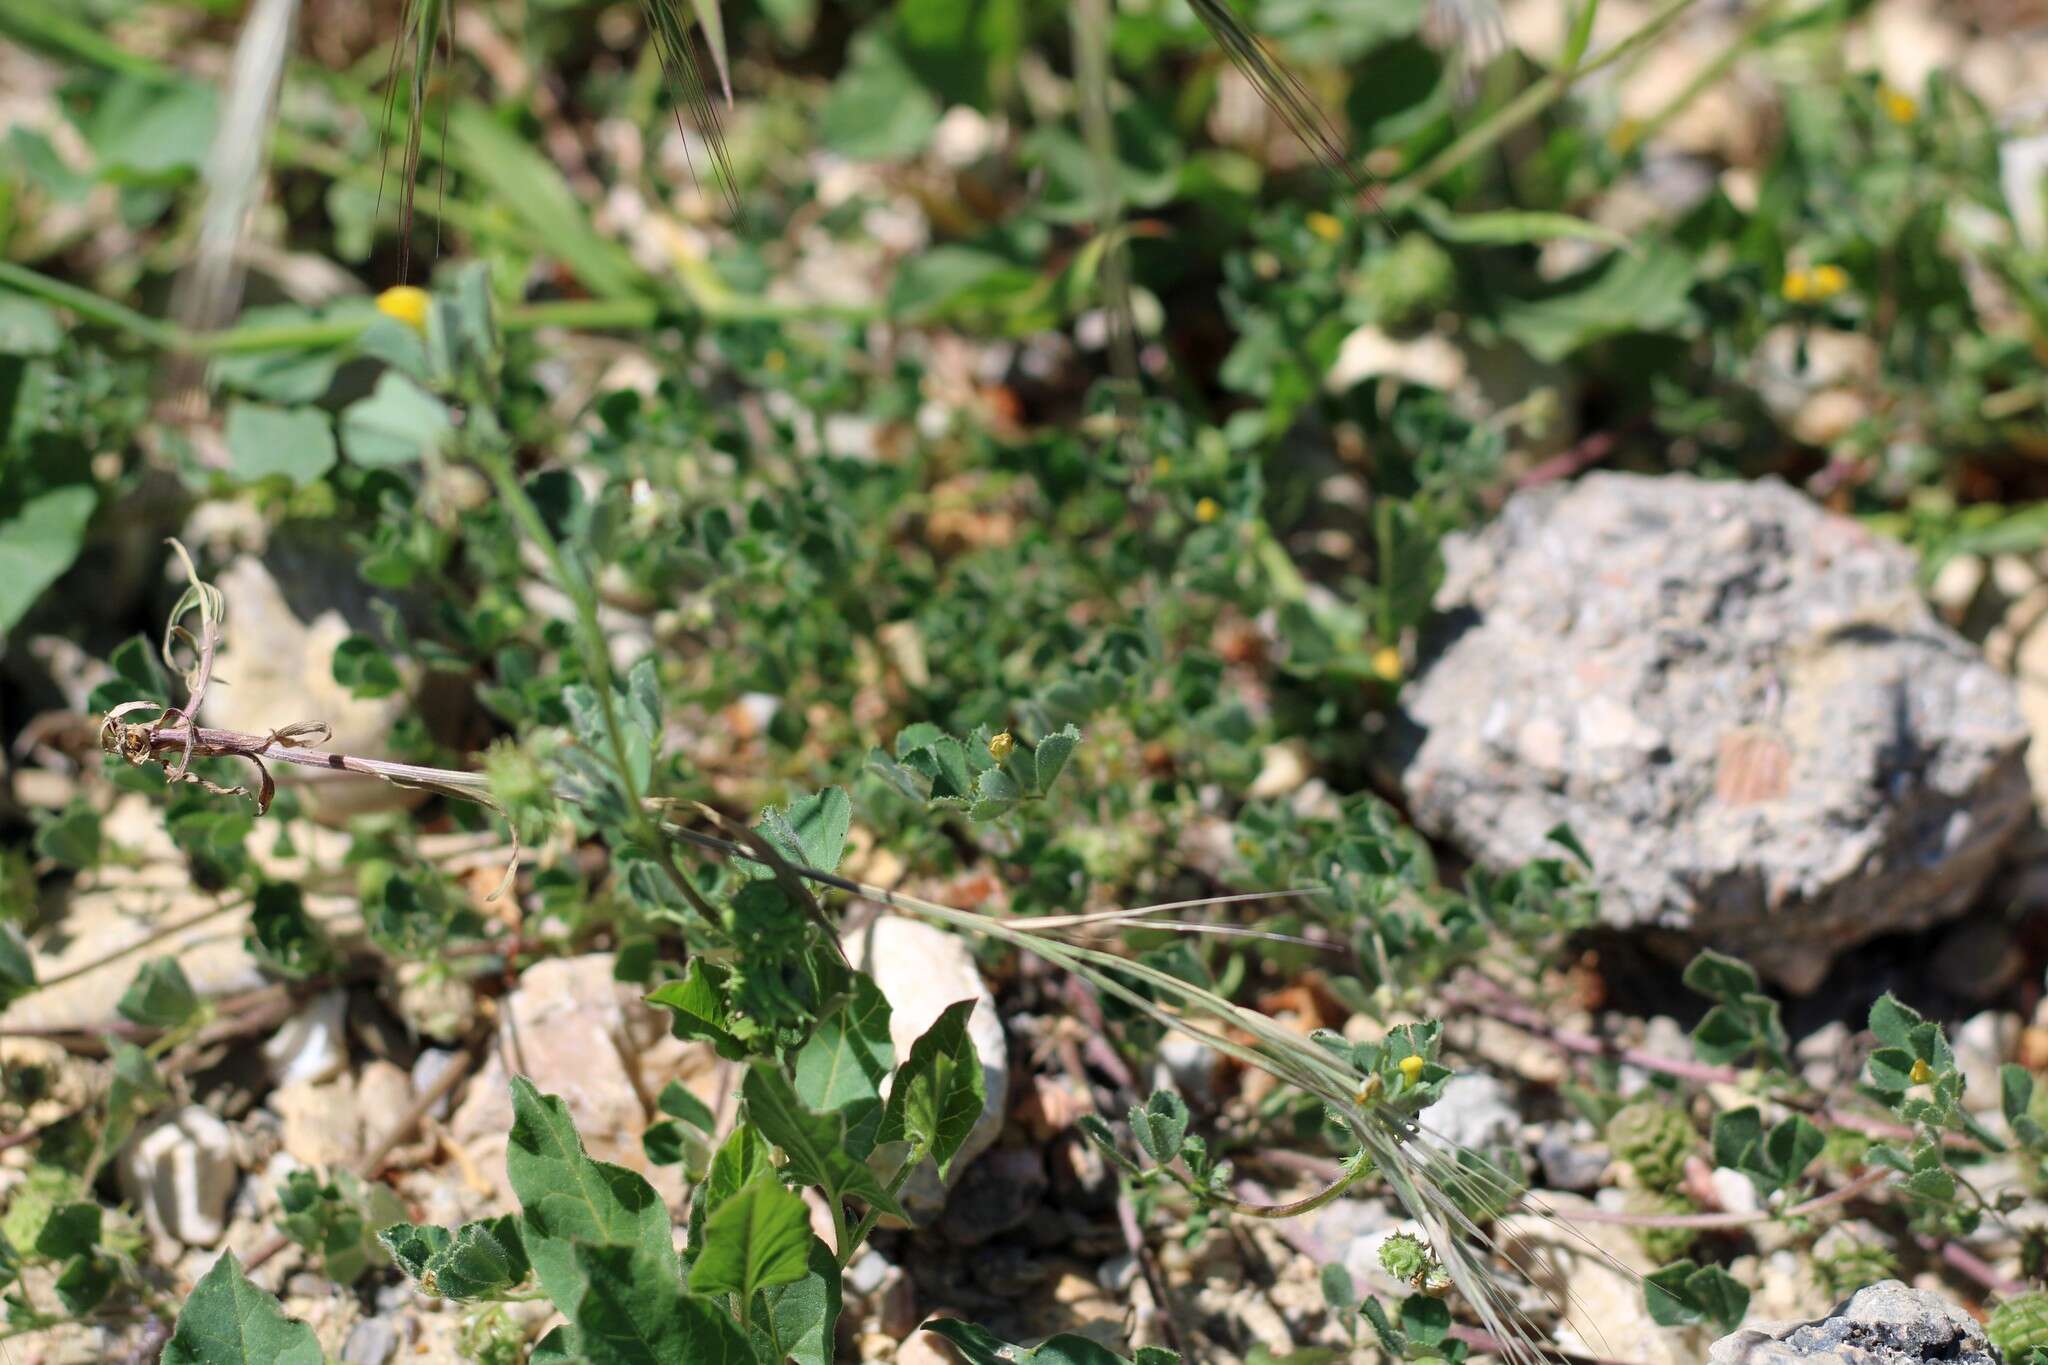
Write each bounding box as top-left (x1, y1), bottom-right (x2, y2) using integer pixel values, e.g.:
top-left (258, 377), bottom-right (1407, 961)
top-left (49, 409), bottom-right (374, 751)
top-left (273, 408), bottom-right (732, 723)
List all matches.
top-left (1307, 211), bottom-right (1344, 243)
top-left (375, 285), bottom-right (430, 333)
top-left (1194, 497), bottom-right (1221, 523)
top-left (1879, 84), bottom-right (1918, 124)
top-left (988, 731), bottom-right (1015, 762)
top-left (1398, 1054), bottom-right (1426, 1084)
top-left (1808, 264), bottom-right (1849, 299)
top-left (1372, 645), bottom-right (1403, 682)
top-left (1607, 118), bottom-right (1644, 154)
top-left (1781, 269), bottom-right (1811, 302)
top-left (1152, 456), bottom-right (1172, 478)
top-left (1909, 1057), bottom-right (1933, 1085)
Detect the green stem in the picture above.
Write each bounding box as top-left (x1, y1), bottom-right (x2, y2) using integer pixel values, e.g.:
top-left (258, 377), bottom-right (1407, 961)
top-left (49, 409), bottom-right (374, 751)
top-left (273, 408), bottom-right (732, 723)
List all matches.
top-left (1379, 0), bottom-right (1702, 213)
top-left (470, 446), bottom-right (719, 926)
top-left (0, 261), bottom-right (187, 351)
top-left (839, 1144), bottom-right (926, 1267)
top-left (1612, 0), bottom-right (1792, 154)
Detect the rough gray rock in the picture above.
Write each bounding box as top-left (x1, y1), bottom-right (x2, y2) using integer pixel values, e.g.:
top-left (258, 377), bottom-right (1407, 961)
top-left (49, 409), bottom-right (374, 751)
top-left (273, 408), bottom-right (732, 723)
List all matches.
top-left (1397, 473), bottom-right (2030, 992)
top-left (1707, 1280), bottom-right (1996, 1364)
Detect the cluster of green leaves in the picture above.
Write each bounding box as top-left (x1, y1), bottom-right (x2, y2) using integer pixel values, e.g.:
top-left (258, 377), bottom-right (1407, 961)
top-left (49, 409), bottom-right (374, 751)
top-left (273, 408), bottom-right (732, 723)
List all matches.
top-left (1320, 1245), bottom-right (1465, 1364)
top-left (1236, 799), bottom-right (1597, 1005)
top-left (867, 720), bottom-right (1080, 822)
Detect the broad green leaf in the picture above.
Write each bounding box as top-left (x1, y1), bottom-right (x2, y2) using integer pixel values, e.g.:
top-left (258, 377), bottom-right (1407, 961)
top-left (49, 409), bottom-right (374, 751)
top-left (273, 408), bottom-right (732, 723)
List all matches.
top-left (1711, 1107), bottom-right (1764, 1174)
top-left (1762, 1114), bottom-right (1824, 1189)
top-left (895, 0), bottom-right (1021, 108)
top-left (794, 973), bottom-right (893, 1153)
top-left (819, 33), bottom-right (940, 162)
top-left (332, 633), bottom-right (403, 699)
top-left (380, 1217), bottom-right (527, 1299)
top-left (1399, 1293), bottom-right (1450, 1347)
top-left (755, 1235), bottom-right (840, 1365)
top-left (1868, 994), bottom-right (1921, 1049)
top-left (55, 1252), bottom-right (116, 1314)
top-left (0, 924), bottom-right (35, 1011)
top-left (740, 1065), bottom-right (907, 1221)
top-left (538, 1240), bottom-right (755, 1365)
top-left (878, 999), bottom-right (986, 1177)
top-left (657, 1080), bottom-right (717, 1134)
top-left (34, 802), bottom-right (101, 869)
top-left (1130, 1090), bottom-right (1190, 1166)
top-left (889, 247), bottom-right (1038, 325)
top-left (1494, 244), bottom-right (1696, 362)
top-left (648, 961), bottom-right (748, 1060)
top-left (118, 957), bottom-right (200, 1030)
top-left (968, 767), bottom-right (1021, 821)
top-left (0, 483), bottom-right (95, 637)
top-left (1644, 1260), bottom-right (1749, 1332)
top-left (759, 785), bottom-right (853, 876)
top-left (209, 308), bottom-right (344, 402)
top-left (687, 1173), bottom-right (811, 1303)
top-left (339, 371), bottom-right (451, 467)
top-left (33, 1202), bottom-right (99, 1259)
top-left (506, 1078), bottom-right (673, 1259)
top-left (1031, 725), bottom-right (1080, 796)
top-left (162, 1251), bottom-right (323, 1365)
top-left (224, 402), bottom-right (337, 487)
top-left (86, 77), bottom-right (217, 182)
top-left (1683, 950), bottom-right (1759, 1002)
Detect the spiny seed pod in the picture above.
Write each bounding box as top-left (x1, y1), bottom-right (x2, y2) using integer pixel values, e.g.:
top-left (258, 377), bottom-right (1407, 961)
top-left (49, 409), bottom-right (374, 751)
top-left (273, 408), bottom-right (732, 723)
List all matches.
top-left (1988, 1292), bottom-right (2048, 1361)
top-left (1378, 1231), bottom-right (1450, 1295)
top-left (1605, 1101), bottom-right (1697, 1191)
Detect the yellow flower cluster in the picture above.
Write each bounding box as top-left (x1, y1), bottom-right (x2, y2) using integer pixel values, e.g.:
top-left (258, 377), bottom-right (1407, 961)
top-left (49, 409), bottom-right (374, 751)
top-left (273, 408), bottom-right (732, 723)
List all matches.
top-left (1781, 263), bottom-right (1849, 303)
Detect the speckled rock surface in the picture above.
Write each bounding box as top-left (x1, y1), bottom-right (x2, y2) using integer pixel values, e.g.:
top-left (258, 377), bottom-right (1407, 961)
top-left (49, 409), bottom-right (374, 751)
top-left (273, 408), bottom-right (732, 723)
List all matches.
top-left (1707, 1280), bottom-right (1996, 1363)
top-left (1396, 473), bottom-right (2030, 991)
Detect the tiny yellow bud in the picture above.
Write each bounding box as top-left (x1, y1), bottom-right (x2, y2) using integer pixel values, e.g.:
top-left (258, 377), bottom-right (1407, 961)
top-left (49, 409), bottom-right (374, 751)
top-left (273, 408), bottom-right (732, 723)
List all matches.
top-left (1607, 118), bottom-right (1644, 154)
top-left (375, 285), bottom-right (431, 333)
top-left (764, 349), bottom-right (787, 373)
top-left (988, 731), bottom-right (1015, 762)
top-left (1398, 1054), bottom-right (1426, 1084)
top-left (1909, 1057), bottom-right (1934, 1085)
top-left (1781, 270), bottom-right (1811, 302)
top-left (1355, 1074), bottom-right (1384, 1106)
top-left (1372, 646), bottom-right (1403, 682)
top-left (1879, 85), bottom-right (1918, 124)
top-left (1808, 264), bottom-right (1849, 299)
top-left (1307, 211), bottom-right (1344, 243)
top-left (1153, 456), bottom-right (1172, 478)
top-left (1195, 497), bottom-right (1221, 523)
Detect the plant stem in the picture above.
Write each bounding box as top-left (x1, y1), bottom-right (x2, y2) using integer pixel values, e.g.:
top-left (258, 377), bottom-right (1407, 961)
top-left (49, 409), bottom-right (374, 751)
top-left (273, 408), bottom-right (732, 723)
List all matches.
top-left (1611, 0), bottom-right (1793, 154)
top-left (839, 1146), bottom-right (925, 1267)
top-left (1380, 0), bottom-right (1702, 214)
top-left (469, 446), bottom-right (720, 926)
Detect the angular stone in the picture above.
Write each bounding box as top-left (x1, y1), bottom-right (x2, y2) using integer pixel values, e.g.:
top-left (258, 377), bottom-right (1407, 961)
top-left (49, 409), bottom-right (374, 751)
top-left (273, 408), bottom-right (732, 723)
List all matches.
top-left (450, 954), bottom-right (695, 1210)
top-left (119, 1106), bottom-right (239, 1248)
top-left (1708, 1280), bottom-right (1996, 1364)
top-left (1397, 473), bottom-right (2030, 991)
